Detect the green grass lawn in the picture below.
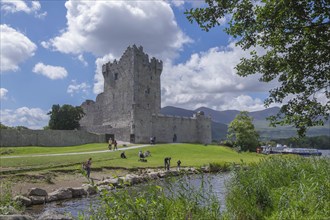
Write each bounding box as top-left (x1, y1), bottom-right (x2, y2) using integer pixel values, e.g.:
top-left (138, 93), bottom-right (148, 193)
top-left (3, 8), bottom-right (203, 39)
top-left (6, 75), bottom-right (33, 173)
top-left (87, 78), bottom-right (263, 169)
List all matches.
top-left (0, 143), bottom-right (134, 156)
top-left (0, 143), bottom-right (265, 173)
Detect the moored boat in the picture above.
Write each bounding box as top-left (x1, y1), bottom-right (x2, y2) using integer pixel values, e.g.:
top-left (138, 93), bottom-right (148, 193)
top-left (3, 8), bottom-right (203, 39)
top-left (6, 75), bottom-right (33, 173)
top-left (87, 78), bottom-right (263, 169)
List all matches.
top-left (260, 144), bottom-right (322, 156)
top-left (281, 148), bottom-right (322, 156)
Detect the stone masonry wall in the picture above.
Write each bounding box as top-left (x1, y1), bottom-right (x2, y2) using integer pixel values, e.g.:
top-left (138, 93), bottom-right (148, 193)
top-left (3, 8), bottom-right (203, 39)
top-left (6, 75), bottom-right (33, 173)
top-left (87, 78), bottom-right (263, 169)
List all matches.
top-left (81, 126), bottom-right (131, 143)
top-left (79, 45), bottom-right (212, 144)
top-left (150, 114), bottom-right (212, 144)
top-left (0, 130), bottom-right (106, 147)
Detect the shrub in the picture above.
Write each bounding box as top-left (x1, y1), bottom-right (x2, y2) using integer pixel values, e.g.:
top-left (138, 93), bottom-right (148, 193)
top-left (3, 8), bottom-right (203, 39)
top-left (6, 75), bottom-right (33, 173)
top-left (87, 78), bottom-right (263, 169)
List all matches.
top-left (0, 182), bottom-right (23, 215)
top-left (209, 162), bottom-right (231, 173)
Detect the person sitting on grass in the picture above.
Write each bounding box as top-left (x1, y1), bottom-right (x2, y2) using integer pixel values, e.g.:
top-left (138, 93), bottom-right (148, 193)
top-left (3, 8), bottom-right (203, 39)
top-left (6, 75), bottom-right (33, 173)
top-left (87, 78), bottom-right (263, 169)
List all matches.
top-left (138, 150), bottom-right (147, 162)
top-left (121, 151), bottom-right (127, 159)
top-left (144, 150), bottom-right (151, 157)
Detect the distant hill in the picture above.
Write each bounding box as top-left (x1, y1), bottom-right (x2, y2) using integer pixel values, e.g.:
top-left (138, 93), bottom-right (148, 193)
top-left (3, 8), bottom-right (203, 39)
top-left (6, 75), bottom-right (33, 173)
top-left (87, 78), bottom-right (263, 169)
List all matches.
top-left (160, 106), bottom-right (195, 117)
top-left (160, 106), bottom-right (329, 141)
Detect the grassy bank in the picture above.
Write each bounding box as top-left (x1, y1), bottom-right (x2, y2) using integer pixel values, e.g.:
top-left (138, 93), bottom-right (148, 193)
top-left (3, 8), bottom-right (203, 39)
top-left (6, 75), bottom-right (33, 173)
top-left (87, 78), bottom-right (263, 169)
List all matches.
top-left (75, 155), bottom-right (329, 220)
top-left (225, 156), bottom-right (330, 219)
top-left (0, 143), bottom-right (264, 173)
top-left (1, 143), bottom-right (328, 219)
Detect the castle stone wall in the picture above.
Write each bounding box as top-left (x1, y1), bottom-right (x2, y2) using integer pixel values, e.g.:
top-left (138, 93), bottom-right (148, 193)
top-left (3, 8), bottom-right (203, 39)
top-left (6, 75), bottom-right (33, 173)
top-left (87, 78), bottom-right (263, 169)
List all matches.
top-left (81, 125), bottom-right (131, 143)
top-left (80, 45), bottom-right (212, 144)
top-left (150, 114), bottom-right (212, 144)
top-left (0, 130), bottom-right (105, 147)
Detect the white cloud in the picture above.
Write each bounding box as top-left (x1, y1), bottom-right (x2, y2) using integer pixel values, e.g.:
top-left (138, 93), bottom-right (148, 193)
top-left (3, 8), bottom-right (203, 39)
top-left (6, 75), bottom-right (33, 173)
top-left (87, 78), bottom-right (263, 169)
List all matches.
top-left (0, 88), bottom-right (8, 100)
top-left (169, 0), bottom-right (185, 8)
top-left (40, 40), bottom-right (50, 49)
top-left (77, 54), bottom-right (88, 66)
top-left (0, 24), bottom-right (37, 73)
top-left (1, 0), bottom-right (47, 18)
top-left (44, 0), bottom-right (192, 61)
top-left (220, 95), bottom-right (265, 112)
top-left (0, 107), bottom-right (49, 129)
top-left (67, 80), bottom-right (91, 97)
top-left (161, 43), bottom-right (277, 111)
top-left (32, 62), bottom-right (68, 80)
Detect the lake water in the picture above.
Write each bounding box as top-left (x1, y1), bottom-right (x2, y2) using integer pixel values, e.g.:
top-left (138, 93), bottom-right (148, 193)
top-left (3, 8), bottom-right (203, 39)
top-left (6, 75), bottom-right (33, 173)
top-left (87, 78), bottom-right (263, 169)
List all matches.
top-left (23, 150), bottom-right (330, 218)
top-left (24, 172), bottom-right (232, 219)
top-left (320, 149), bottom-right (330, 157)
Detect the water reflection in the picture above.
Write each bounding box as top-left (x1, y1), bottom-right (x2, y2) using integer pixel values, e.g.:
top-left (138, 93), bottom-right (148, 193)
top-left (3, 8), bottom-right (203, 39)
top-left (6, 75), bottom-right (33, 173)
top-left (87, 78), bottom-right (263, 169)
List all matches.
top-left (24, 172), bottom-right (232, 219)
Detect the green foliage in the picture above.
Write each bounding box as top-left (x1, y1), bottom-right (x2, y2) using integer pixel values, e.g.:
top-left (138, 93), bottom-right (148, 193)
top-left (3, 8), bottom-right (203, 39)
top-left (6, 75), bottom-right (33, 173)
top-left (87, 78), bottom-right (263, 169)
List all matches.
top-left (0, 182), bottom-right (23, 214)
top-left (225, 156), bottom-right (330, 220)
top-left (186, 0), bottom-right (330, 136)
top-left (219, 140), bottom-right (234, 148)
top-left (0, 123), bottom-right (29, 130)
top-left (0, 122), bottom-right (9, 129)
top-left (272, 135), bottom-right (330, 149)
top-left (14, 126), bottom-right (29, 130)
top-left (78, 176), bottom-right (222, 220)
top-left (0, 149), bottom-right (15, 155)
top-left (227, 111), bottom-right (260, 151)
top-left (209, 162), bottom-right (231, 172)
top-left (48, 104), bottom-right (85, 130)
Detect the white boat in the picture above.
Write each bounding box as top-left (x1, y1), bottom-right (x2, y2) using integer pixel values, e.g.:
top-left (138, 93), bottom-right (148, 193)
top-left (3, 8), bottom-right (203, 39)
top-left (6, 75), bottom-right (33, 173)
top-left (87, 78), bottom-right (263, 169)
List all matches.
top-left (281, 148), bottom-right (322, 156)
top-left (261, 144), bottom-right (322, 156)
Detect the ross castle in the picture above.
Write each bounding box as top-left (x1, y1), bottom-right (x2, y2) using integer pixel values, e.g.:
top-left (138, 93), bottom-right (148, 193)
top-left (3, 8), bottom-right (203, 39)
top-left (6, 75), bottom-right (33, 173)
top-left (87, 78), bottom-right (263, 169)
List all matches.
top-left (80, 45), bottom-right (211, 144)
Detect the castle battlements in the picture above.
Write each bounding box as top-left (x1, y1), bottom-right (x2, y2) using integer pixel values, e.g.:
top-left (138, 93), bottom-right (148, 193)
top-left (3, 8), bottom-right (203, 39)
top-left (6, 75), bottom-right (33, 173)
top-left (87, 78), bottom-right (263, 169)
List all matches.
top-left (80, 45), bottom-right (211, 144)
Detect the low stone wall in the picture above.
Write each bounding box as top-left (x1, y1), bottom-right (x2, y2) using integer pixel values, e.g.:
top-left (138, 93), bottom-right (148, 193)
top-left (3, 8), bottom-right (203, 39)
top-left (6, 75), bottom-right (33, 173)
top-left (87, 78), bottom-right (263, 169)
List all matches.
top-left (15, 167), bottom-right (200, 207)
top-left (6, 167), bottom-right (203, 219)
top-left (0, 129), bottom-right (106, 147)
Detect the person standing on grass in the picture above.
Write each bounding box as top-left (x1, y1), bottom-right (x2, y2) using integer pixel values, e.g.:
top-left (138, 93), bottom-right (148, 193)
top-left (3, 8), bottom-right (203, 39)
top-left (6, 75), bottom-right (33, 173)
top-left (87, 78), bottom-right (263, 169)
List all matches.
top-left (86, 158), bottom-right (92, 178)
top-left (177, 160), bottom-right (181, 170)
top-left (108, 138), bottom-right (112, 150)
top-left (113, 139), bottom-right (118, 151)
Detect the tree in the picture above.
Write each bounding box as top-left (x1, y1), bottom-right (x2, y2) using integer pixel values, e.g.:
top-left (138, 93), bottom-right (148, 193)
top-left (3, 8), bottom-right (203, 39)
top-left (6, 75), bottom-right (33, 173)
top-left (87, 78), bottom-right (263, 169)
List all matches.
top-left (227, 111), bottom-right (259, 151)
top-left (48, 104), bottom-right (85, 130)
top-left (0, 122), bottom-right (9, 129)
top-left (186, 0), bottom-right (330, 136)
top-left (0, 123), bottom-right (30, 130)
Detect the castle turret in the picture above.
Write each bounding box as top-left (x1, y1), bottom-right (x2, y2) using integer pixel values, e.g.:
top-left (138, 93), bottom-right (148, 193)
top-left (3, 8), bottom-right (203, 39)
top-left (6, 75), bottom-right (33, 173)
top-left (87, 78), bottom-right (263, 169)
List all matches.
top-left (80, 45), bottom-right (211, 144)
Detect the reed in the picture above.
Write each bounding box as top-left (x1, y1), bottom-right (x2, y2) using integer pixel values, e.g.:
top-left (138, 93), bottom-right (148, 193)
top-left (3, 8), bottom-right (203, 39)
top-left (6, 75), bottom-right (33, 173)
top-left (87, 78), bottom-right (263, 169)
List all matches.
top-left (78, 175), bottom-right (223, 220)
top-left (225, 156), bottom-right (330, 220)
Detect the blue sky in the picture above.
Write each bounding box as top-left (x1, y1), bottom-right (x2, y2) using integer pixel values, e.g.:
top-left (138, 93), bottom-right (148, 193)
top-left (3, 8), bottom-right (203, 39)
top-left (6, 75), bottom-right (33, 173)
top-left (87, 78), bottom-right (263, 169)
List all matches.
top-left (1, 0), bottom-right (276, 129)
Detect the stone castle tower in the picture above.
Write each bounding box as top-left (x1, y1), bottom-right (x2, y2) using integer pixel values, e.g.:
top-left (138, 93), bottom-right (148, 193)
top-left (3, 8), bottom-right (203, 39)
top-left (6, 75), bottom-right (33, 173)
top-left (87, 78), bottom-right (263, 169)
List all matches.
top-left (80, 45), bottom-right (211, 144)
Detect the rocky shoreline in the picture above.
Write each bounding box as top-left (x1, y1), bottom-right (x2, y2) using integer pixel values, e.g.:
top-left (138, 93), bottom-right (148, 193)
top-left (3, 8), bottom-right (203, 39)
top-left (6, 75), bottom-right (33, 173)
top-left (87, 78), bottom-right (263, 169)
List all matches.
top-left (1, 167), bottom-right (203, 220)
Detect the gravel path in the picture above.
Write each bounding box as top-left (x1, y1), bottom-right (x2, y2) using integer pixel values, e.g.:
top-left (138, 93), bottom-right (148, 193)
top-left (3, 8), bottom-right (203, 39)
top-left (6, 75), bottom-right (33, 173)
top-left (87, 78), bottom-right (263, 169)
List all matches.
top-left (1, 144), bottom-right (151, 159)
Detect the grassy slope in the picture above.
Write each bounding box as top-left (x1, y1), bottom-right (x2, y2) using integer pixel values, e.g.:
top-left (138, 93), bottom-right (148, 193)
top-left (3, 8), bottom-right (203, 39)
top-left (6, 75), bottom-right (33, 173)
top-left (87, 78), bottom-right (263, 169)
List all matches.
top-left (0, 143), bottom-right (264, 172)
top-left (0, 143), bottom-right (128, 155)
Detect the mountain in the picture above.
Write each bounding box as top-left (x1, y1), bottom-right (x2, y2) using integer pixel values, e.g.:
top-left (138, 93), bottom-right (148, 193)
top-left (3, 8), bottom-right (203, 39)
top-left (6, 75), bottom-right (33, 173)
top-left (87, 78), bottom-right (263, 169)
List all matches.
top-left (249, 107), bottom-right (281, 120)
top-left (160, 106), bottom-right (330, 141)
top-left (160, 106), bottom-right (195, 117)
top-left (195, 107), bottom-right (240, 124)
top-left (195, 106), bottom-right (281, 124)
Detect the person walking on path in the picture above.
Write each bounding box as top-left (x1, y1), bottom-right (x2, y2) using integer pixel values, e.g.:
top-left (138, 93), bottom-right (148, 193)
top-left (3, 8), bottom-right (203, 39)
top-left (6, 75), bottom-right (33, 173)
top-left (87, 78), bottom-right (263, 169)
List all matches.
top-left (86, 158), bottom-right (92, 178)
